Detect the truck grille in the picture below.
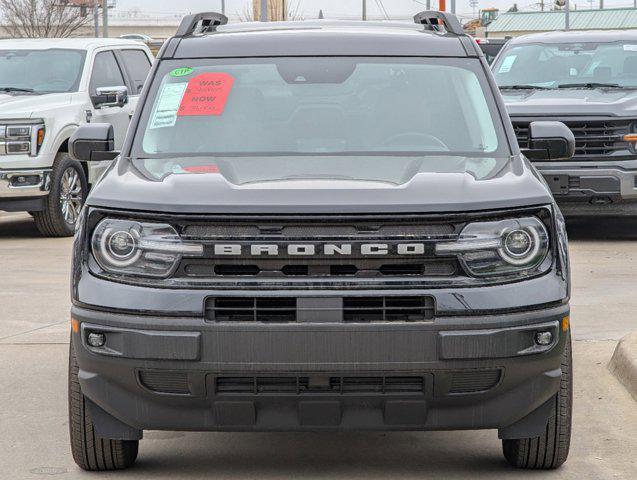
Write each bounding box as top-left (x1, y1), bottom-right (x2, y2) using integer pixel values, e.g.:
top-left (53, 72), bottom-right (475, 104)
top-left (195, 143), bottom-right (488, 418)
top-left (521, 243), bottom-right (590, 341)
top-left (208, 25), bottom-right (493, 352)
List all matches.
top-left (512, 118), bottom-right (635, 160)
top-left (205, 295), bottom-right (435, 323)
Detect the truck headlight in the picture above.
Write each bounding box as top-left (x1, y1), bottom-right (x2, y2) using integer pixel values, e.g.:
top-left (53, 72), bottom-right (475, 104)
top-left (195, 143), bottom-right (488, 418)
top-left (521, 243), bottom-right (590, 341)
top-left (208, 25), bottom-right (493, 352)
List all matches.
top-left (0, 121), bottom-right (45, 156)
top-left (91, 219), bottom-right (204, 278)
top-left (435, 217), bottom-right (550, 277)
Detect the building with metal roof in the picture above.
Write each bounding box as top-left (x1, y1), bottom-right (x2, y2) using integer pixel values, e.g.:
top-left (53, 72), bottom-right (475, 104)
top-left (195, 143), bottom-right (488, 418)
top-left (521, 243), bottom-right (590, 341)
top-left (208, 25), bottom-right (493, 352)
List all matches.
top-left (486, 8), bottom-right (637, 38)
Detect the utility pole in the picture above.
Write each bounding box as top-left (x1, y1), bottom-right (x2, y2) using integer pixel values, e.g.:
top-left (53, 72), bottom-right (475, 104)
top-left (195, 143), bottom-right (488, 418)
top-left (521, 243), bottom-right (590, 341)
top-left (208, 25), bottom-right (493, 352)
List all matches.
top-left (93, 2), bottom-right (99, 37)
top-left (565, 0), bottom-right (570, 30)
top-left (221, 0), bottom-right (225, 15)
top-left (101, 0), bottom-right (109, 37)
top-left (600, 0), bottom-right (603, 8)
top-left (362, 0), bottom-right (366, 20)
top-left (450, 0), bottom-right (456, 13)
top-left (260, 0), bottom-right (268, 21)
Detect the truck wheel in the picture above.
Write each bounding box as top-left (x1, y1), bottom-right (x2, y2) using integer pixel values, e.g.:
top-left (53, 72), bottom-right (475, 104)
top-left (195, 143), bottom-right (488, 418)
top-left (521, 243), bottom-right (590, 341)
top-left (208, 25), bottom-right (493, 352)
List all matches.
top-left (33, 153), bottom-right (87, 237)
top-left (68, 341), bottom-right (138, 471)
top-left (502, 332), bottom-right (572, 469)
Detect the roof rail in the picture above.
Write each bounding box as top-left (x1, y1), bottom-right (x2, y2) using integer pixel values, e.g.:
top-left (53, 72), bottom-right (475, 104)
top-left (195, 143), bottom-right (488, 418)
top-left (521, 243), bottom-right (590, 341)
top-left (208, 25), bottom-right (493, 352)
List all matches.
top-left (175, 12), bottom-right (228, 37)
top-left (413, 11), bottom-right (464, 36)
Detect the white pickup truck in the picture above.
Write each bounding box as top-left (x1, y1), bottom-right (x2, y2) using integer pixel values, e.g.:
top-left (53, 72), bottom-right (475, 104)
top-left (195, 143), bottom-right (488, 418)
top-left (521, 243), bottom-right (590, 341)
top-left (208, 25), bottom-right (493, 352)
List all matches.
top-left (0, 38), bottom-right (153, 236)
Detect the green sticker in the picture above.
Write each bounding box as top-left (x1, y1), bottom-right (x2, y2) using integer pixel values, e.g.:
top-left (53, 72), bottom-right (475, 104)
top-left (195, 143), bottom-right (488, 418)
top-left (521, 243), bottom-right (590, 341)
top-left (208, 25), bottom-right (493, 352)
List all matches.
top-left (170, 67), bottom-right (193, 77)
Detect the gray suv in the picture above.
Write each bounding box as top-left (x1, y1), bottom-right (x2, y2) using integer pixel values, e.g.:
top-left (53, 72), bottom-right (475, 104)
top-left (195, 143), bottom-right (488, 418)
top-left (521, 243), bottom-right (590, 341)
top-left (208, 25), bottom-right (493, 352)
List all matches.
top-left (494, 30), bottom-right (637, 216)
top-left (67, 12), bottom-right (574, 471)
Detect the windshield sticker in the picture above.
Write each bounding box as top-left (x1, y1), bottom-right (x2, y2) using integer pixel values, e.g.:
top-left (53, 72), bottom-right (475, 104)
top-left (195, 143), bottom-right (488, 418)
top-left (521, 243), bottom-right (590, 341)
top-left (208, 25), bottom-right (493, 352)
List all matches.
top-left (177, 73), bottom-right (234, 117)
top-left (498, 55), bottom-right (517, 74)
top-left (149, 82), bottom-right (187, 129)
top-left (624, 45), bottom-right (637, 51)
top-left (170, 67), bottom-right (193, 77)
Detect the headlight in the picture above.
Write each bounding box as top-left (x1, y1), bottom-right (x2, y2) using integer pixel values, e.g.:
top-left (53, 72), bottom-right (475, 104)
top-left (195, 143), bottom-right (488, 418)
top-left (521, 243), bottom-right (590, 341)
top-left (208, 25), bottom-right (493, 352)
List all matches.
top-left (435, 217), bottom-right (550, 277)
top-left (91, 219), bottom-right (203, 278)
top-left (0, 121), bottom-right (45, 156)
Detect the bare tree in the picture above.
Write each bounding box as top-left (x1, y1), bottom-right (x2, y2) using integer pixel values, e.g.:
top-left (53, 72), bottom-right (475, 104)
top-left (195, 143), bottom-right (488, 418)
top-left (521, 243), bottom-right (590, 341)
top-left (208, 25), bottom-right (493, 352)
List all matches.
top-left (0, 0), bottom-right (93, 38)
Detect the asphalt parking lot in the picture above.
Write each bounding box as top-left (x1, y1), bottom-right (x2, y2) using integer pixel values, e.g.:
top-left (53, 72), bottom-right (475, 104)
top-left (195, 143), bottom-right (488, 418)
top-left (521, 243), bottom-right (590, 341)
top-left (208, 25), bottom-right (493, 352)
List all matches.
top-left (0, 211), bottom-right (636, 479)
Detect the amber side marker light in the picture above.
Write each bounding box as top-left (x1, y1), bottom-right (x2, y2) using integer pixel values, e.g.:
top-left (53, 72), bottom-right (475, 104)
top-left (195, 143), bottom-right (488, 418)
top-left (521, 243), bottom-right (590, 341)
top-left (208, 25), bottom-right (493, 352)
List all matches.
top-left (562, 316), bottom-right (570, 332)
top-left (623, 134), bottom-right (637, 142)
top-left (71, 318), bottom-right (79, 334)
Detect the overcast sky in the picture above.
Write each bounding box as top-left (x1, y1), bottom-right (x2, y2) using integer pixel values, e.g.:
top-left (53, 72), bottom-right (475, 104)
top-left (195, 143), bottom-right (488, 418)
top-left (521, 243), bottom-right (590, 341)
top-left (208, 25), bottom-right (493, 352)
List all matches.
top-left (115, 0), bottom-right (637, 21)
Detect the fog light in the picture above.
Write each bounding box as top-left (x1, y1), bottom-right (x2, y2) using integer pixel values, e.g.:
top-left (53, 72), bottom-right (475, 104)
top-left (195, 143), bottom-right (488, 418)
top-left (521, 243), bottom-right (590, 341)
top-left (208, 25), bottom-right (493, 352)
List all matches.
top-left (535, 331), bottom-right (553, 346)
top-left (87, 332), bottom-right (106, 348)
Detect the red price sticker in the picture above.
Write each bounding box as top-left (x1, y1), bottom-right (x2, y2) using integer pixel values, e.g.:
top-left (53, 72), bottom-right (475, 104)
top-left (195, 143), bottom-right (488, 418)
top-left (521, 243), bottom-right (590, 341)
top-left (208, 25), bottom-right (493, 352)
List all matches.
top-left (177, 72), bottom-right (234, 117)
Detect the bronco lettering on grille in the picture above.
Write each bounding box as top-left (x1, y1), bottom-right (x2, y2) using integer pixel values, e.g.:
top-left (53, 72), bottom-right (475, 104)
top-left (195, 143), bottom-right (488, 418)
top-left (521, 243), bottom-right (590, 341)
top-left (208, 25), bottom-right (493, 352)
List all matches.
top-left (212, 243), bottom-right (427, 256)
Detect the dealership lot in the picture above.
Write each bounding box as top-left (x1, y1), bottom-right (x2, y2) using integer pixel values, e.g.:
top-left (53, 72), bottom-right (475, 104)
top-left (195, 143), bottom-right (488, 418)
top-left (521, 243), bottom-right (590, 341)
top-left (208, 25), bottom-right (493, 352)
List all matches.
top-left (0, 211), bottom-right (635, 479)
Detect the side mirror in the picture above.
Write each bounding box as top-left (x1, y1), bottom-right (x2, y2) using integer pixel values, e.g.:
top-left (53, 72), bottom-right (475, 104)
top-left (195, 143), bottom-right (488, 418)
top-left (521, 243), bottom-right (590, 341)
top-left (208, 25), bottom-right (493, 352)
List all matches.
top-left (522, 121), bottom-right (575, 161)
top-left (69, 123), bottom-right (119, 162)
top-left (92, 85), bottom-right (128, 109)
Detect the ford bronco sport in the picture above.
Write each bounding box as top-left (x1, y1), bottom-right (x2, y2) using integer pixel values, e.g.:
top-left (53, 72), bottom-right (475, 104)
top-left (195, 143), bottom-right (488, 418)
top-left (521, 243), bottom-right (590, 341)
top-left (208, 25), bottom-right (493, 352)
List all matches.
top-left (495, 30), bottom-right (637, 216)
top-left (68, 12), bottom-right (574, 471)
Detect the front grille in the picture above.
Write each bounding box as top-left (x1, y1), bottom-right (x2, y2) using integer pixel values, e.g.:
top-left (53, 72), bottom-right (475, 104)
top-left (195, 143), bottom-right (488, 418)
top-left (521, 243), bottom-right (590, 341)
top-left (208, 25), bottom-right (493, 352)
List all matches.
top-left (512, 118), bottom-right (635, 160)
top-left (342, 296), bottom-right (435, 322)
top-left (139, 370), bottom-right (190, 395)
top-left (209, 297), bottom-right (297, 322)
top-left (448, 369), bottom-right (501, 394)
top-left (172, 216), bottom-right (462, 288)
top-left (205, 295), bottom-right (435, 323)
top-left (214, 375), bottom-right (427, 395)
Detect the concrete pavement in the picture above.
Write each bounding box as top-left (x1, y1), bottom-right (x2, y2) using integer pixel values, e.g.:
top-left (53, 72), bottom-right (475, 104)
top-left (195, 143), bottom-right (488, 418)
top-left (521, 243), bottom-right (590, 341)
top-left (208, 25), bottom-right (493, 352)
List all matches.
top-left (1, 212), bottom-right (636, 479)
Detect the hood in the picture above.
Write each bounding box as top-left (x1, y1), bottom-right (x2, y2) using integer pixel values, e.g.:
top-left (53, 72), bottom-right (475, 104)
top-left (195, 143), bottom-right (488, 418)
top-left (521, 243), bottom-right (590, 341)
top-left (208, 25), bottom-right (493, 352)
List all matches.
top-left (0, 92), bottom-right (71, 118)
top-left (502, 88), bottom-right (637, 117)
top-left (87, 155), bottom-right (553, 214)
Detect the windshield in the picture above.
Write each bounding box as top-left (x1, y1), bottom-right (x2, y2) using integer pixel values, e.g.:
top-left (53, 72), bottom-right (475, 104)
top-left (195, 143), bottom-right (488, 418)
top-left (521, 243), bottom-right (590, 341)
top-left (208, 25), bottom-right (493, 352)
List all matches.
top-left (0, 49), bottom-right (86, 93)
top-left (494, 41), bottom-right (637, 89)
top-left (134, 57), bottom-right (507, 164)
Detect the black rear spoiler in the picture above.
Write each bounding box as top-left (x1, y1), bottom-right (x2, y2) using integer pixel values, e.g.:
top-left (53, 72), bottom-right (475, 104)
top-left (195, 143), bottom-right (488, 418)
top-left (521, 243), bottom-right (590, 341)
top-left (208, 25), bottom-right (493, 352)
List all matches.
top-left (413, 10), bottom-right (464, 35)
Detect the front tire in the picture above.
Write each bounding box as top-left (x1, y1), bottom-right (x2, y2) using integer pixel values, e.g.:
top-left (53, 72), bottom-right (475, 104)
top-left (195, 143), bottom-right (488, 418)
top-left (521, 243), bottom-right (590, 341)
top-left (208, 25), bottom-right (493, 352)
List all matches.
top-left (68, 340), bottom-right (138, 471)
top-left (33, 153), bottom-right (87, 237)
top-left (502, 332), bottom-right (572, 469)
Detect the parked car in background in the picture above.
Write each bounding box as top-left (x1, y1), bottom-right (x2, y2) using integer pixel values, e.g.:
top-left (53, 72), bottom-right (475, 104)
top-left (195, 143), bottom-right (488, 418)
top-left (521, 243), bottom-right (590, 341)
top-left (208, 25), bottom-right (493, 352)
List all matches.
top-left (119, 33), bottom-right (153, 42)
top-left (475, 37), bottom-right (508, 64)
top-left (494, 30), bottom-right (637, 216)
top-left (119, 33), bottom-right (164, 55)
top-left (0, 38), bottom-right (153, 236)
top-left (67, 11), bottom-right (574, 471)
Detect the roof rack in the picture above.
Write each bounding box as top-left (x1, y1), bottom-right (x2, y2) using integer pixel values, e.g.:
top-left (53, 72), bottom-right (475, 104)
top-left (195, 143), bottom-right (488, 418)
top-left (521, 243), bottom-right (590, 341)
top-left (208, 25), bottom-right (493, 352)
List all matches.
top-left (175, 12), bottom-right (228, 37)
top-left (413, 11), bottom-right (464, 36)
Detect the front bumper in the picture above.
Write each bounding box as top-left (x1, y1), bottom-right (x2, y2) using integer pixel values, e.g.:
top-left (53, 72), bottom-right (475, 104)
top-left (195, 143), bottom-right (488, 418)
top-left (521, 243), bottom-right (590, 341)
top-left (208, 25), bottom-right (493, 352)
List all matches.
top-left (0, 169), bottom-right (51, 198)
top-left (535, 160), bottom-right (637, 215)
top-left (71, 303), bottom-right (569, 435)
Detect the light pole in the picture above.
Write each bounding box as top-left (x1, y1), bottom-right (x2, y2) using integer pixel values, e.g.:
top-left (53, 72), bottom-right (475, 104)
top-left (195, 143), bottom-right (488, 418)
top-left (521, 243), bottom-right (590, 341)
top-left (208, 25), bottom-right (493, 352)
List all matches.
top-left (362, 0), bottom-right (366, 20)
top-left (221, 0), bottom-right (225, 15)
top-left (260, 0), bottom-right (268, 21)
top-left (565, 0), bottom-right (570, 30)
top-left (101, 0), bottom-right (108, 37)
top-left (93, 2), bottom-right (99, 37)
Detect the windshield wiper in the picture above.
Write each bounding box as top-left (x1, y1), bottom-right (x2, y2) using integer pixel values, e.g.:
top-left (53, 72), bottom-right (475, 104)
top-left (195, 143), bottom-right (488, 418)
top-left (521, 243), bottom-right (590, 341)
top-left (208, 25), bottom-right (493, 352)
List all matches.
top-left (557, 82), bottom-right (620, 89)
top-left (499, 84), bottom-right (553, 90)
top-left (0, 86), bottom-right (35, 93)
